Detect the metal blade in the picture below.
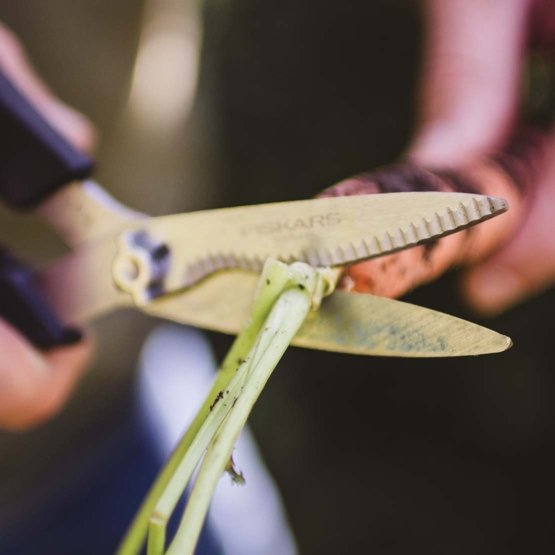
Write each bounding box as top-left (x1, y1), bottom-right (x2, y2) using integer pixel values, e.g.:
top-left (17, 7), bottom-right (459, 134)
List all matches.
top-left (115, 192), bottom-right (507, 296)
top-left (143, 271), bottom-right (511, 357)
top-left (38, 191), bottom-right (507, 326)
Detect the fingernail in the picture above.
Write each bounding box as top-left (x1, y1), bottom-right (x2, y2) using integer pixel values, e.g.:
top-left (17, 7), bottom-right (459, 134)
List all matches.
top-left (466, 266), bottom-right (523, 314)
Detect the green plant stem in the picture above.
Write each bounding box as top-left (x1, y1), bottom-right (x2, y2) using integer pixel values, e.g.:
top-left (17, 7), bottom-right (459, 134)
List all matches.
top-left (117, 260), bottom-right (327, 555)
top-left (166, 286), bottom-right (312, 555)
top-left (146, 514), bottom-right (165, 555)
top-left (147, 356), bottom-right (250, 545)
top-left (145, 262), bottom-right (322, 548)
top-left (116, 360), bottom-right (239, 555)
top-left (118, 261), bottom-right (337, 555)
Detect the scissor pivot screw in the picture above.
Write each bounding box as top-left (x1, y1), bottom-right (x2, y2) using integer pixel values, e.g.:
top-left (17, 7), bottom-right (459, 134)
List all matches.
top-left (113, 230), bottom-right (170, 305)
top-left (120, 258), bottom-right (140, 281)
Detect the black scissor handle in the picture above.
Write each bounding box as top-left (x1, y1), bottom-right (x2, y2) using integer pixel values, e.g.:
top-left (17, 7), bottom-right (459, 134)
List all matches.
top-left (0, 248), bottom-right (81, 349)
top-left (0, 69), bottom-right (89, 348)
top-left (0, 69), bottom-right (94, 209)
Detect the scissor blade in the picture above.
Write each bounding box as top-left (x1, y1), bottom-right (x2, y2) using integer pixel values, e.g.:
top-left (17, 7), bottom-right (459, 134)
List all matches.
top-left (38, 191), bottom-right (507, 326)
top-left (127, 192), bottom-right (507, 294)
top-left (143, 271), bottom-right (511, 357)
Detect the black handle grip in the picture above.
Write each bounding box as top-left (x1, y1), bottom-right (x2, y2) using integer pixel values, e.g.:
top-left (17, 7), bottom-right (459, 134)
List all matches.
top-left (0, 249), bottom-right (81, 349)
top-left (0, 69), bottom-right (94, 209)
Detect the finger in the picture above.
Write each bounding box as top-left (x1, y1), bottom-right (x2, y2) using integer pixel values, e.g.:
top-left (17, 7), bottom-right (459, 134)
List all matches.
top-left (409, 0), bottom-right (531, 166)
top-left (0, 318), bottom-right (50, 430)
top-left (0, 318), bottom-right (93, 431)
top-left (0, 317), bottom-right (48, 384)
top-left (320, 129), bottom-right (548, 297)
top-left (0, 23), bottom-right (96, 152)
top-left (462, 135), bottom-right (555, 314)
top-left (462, 213), bottom-right (555, 315)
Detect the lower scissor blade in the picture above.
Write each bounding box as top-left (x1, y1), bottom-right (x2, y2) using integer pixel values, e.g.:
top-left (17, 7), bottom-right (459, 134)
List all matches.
top-left (143, 271), bottom-right (511, 357)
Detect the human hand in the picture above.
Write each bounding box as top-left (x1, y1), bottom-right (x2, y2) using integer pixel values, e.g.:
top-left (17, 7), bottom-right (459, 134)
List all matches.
top-left (0, 23), bottom-right (94, 431)
top-left (320, 0), bottom-right (555, 314)
top-left (409, 0), bottom-right (555, 315)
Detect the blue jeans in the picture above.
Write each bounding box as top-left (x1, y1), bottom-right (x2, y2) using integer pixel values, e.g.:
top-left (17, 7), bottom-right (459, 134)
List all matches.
top-left (0, 399), bottom-right (222, 555)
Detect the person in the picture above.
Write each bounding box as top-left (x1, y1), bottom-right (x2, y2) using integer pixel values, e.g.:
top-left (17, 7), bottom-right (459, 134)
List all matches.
top-left (3, 0), bottom-right (552, 460)
top-left (206, 0), bottom-right (555, 552)
top-left (410, 0), bottom-right (555, 315)
top-left (0, 8), bottom-right (302, 551)
top-left (1, 0), bottom-right (554, 551)
top-left (0, 21), bottom-right (223, 555)
top-left (5, 0), bottom-right (554, 431)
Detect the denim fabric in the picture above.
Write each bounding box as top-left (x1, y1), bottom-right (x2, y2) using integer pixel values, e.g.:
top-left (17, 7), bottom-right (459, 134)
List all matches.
top-left (0, 401), bottom-right (222, 555)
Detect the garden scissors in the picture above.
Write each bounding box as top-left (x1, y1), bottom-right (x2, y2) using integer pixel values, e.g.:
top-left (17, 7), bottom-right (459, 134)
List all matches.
top-left (0, 70), bottom-right (511, 358)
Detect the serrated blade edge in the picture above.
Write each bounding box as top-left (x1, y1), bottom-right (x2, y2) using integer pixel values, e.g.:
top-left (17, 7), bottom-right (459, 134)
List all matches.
top-left (179, 195), bottom-right (507, 286)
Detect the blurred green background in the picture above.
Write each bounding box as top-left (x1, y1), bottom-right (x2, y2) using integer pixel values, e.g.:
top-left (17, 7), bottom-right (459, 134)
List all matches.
top-left (2, 1), bottom-right (555, 553)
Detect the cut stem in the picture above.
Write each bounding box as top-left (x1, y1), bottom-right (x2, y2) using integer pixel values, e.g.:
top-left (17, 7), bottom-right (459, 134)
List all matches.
top-left (147, 356), bottom-right (250, 545)
top-left (166, 287), bottom-right (312, 555)
top-left (117, 260), bottom-right (337, 555)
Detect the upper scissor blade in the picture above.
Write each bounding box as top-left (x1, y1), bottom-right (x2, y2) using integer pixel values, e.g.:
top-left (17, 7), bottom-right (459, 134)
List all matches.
top-left (125, 192), bottom-right (507, 295)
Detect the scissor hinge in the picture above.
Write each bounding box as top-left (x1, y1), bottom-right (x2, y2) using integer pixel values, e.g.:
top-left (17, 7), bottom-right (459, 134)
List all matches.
top-left (112, 230), bottom-right (170, 305)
